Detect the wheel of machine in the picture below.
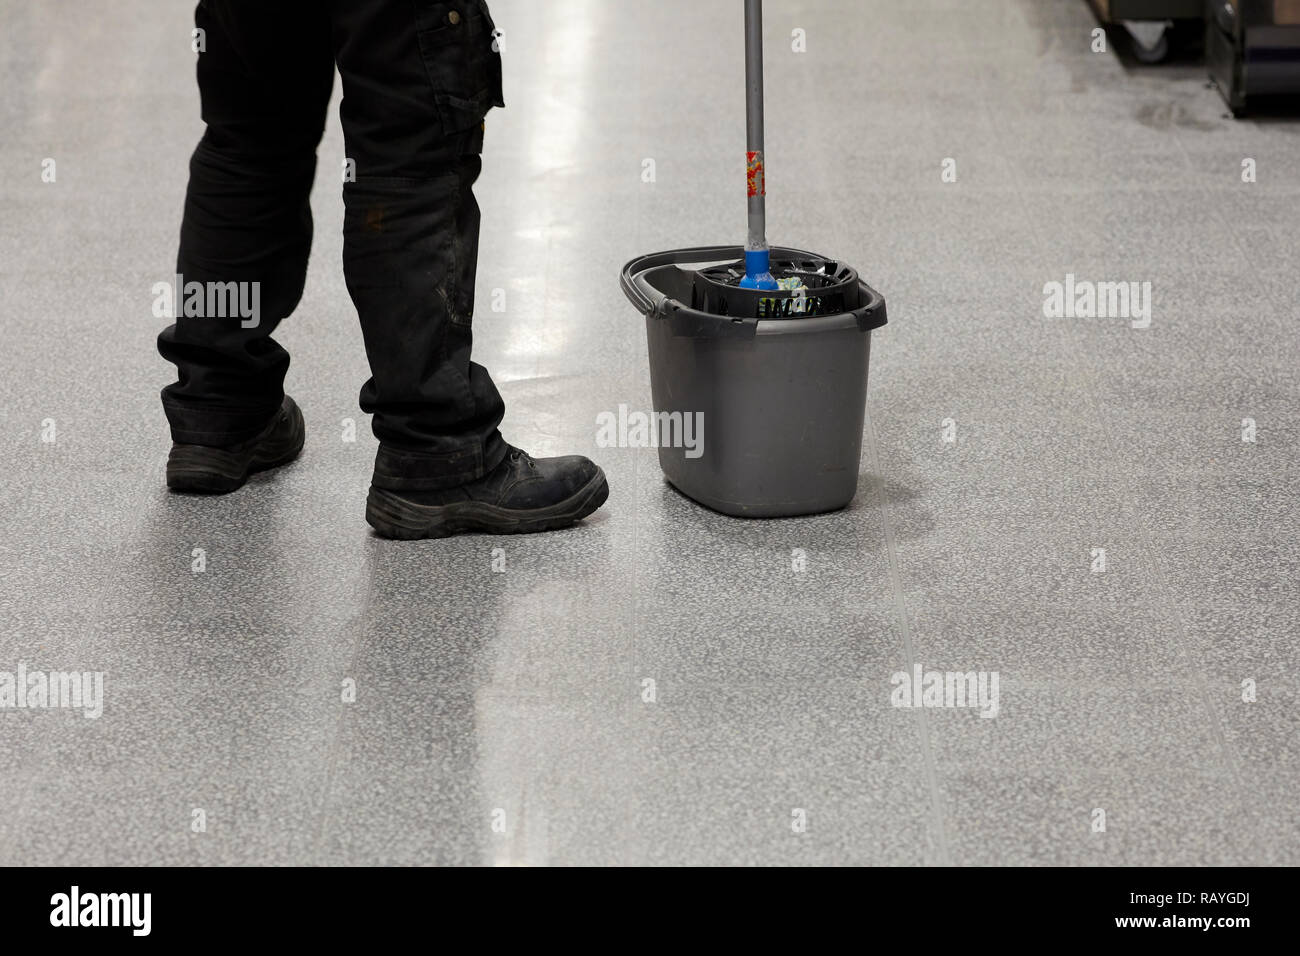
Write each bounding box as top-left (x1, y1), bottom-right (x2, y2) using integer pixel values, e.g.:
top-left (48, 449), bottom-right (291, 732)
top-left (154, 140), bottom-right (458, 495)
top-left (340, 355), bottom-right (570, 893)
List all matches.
top-left (1124, 21), bottom-right (1171, 64)
top-left (1132, 31), bottom-right (1170, 63)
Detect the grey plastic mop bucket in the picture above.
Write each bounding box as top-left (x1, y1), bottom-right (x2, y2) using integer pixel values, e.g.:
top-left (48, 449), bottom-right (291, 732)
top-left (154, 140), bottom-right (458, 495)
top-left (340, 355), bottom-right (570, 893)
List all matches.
top-left (620, 244), bottom-right (887, 518)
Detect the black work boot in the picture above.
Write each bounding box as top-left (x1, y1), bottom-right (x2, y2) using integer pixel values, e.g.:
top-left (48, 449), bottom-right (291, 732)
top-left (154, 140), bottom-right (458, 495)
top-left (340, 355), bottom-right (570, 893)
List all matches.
top-left (365, 446), bottom-right (608, 540)
top-left (166, 395), bottom-right (305, 494)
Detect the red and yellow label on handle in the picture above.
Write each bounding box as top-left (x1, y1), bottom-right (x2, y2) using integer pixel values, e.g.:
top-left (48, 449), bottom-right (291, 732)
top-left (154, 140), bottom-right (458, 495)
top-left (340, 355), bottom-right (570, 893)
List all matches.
top-left (746, 150), bottom-right (765, 197)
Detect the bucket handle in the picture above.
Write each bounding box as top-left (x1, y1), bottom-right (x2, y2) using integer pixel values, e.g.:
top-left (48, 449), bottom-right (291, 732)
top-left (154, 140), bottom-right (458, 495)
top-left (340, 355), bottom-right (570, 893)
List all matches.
top-left (620, 244), bottom-right (743, 317)
top-left (619, 267), bottom-right (657, 316)
top-left (620, 258), bottom-right (760, 338)
top-left (850, 280), bottom-right (888, 332)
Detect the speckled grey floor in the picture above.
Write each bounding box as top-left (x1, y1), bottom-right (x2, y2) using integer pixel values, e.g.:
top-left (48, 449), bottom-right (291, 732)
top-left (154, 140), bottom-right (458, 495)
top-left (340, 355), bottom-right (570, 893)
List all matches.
top-left (1, 0), bottom-right (1297, 866)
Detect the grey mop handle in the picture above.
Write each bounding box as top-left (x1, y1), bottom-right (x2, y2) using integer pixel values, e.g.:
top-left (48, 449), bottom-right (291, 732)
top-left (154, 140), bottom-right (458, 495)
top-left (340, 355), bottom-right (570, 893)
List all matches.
top-left (744, 0), bottom-right (766, 253)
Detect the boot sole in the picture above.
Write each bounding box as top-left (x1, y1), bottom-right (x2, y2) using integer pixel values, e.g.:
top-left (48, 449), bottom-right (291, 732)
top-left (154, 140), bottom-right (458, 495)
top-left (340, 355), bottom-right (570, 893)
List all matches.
top-left (365, 468), bottom-right (609, 540)
top-left (166, 401), bottom-right (305, 494)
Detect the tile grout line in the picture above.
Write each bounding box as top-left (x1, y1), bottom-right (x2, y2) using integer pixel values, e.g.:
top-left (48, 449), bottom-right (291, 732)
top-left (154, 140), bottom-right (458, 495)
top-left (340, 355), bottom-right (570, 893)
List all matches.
top-left (862, 404), bottom-right (953, 866)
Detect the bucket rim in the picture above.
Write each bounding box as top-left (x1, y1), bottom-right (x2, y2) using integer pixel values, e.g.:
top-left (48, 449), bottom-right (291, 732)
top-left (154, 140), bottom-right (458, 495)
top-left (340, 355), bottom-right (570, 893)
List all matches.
top-left (620, 244), bottom-right (886, 336)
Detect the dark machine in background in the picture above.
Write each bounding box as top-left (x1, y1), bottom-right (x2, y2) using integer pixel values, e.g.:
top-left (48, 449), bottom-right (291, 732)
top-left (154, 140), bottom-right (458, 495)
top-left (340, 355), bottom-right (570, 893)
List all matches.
top-left (1207, 1), bottom-right (1300, 112)
top-left (1087, 0), bottom-right (1300, 113)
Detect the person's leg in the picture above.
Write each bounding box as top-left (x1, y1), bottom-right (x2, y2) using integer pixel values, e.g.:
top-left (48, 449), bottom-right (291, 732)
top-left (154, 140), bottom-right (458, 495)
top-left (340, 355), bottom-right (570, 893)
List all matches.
top-left (329, 0), bottom-right (607, 538)
top-left (158, 0), bottom-right (334, 449)
top-left (328, 0), bottom-right (508, 493)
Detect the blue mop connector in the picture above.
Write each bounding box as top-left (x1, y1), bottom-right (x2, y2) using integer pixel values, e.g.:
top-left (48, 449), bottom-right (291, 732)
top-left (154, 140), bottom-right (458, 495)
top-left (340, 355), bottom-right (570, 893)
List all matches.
top-left (739, 248), bottom-right (779, 290)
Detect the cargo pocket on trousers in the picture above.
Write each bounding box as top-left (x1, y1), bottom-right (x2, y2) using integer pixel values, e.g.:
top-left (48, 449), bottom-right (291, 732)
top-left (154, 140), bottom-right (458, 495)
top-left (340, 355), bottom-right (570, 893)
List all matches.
top-left (415, 0), bottom-right (505, 136)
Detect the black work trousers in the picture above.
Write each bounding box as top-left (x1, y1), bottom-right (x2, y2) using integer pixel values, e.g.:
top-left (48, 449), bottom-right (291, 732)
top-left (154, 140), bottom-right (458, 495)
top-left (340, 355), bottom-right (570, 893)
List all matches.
top-left (158, 0), bottom-right (509, 491)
